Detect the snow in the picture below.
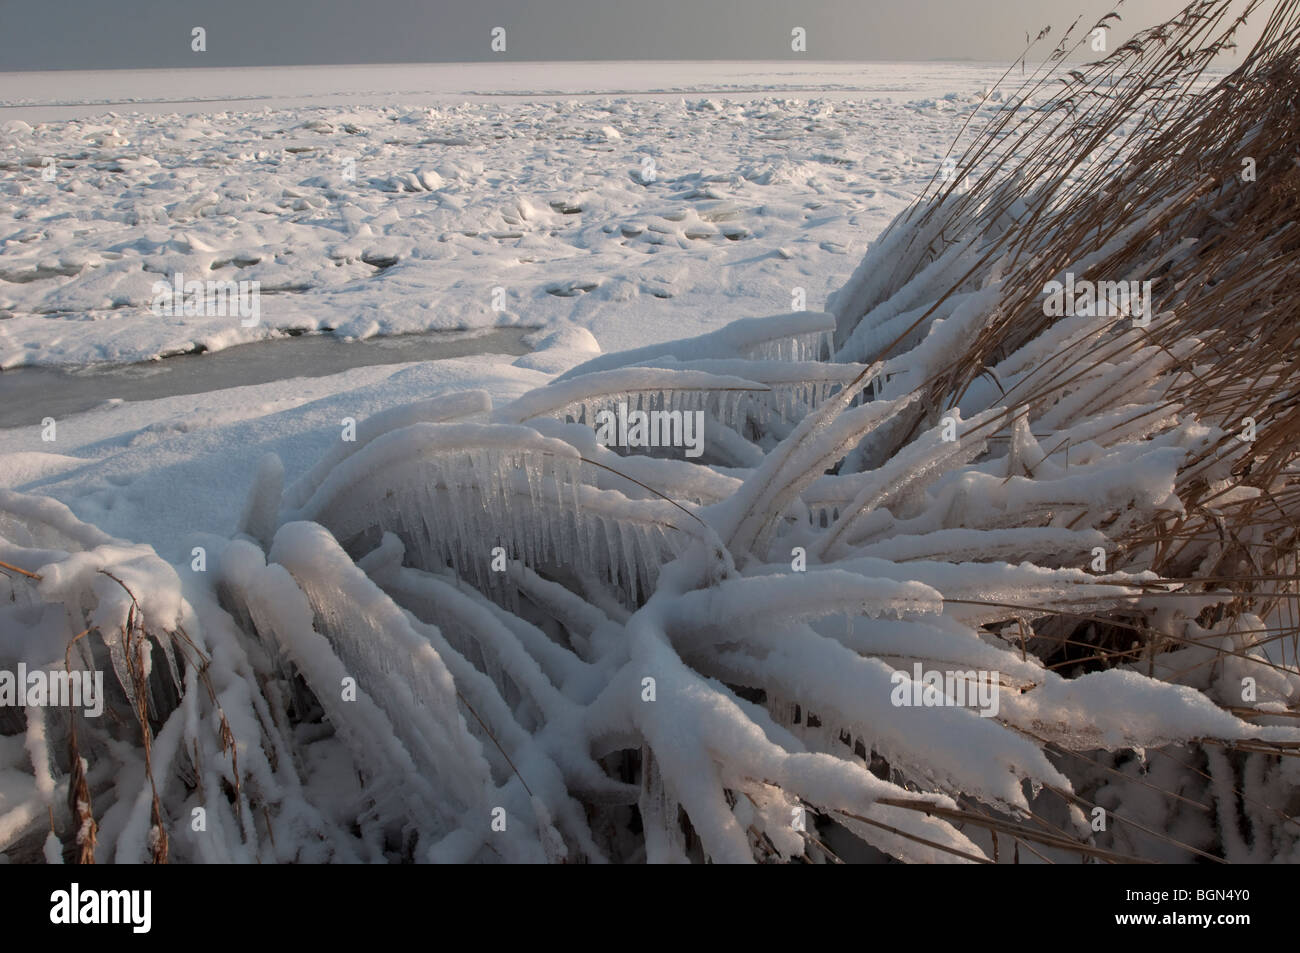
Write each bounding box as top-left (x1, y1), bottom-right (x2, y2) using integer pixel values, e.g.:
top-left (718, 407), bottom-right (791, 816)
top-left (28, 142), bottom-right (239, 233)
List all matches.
top-left (0, 354), bottom-right (551, 563)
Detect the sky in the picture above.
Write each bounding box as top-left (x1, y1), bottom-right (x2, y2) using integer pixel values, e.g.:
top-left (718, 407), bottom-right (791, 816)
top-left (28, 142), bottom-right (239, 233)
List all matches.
top-left (0, 0), bottom-right (1260, 70)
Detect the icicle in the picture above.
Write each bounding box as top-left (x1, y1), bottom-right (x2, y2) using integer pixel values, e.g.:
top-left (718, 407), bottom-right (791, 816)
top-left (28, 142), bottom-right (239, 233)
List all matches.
top-left (620, 524), bottom-right (639, 604)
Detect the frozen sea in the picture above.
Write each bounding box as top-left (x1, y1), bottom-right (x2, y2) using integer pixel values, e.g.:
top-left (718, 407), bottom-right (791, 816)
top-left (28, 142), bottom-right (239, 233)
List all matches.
top-left (0, 60), bottom-right (1005, 555)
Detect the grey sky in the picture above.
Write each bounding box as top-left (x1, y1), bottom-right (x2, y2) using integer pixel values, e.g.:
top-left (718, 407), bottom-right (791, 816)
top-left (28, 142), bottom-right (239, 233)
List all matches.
top-left (0, 0), bottom-right (1254, 70)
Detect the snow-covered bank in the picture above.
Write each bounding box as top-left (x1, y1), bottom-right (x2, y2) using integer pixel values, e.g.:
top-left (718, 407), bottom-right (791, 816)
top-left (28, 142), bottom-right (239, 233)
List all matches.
top-left (0, 328), bottom-right (599, 563)
top-left (0, 327), bottom-right (531, 428)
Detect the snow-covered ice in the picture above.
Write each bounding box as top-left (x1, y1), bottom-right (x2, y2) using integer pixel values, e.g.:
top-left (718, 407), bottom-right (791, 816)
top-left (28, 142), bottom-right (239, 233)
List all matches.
top-left (0, 62), bottom-right (1006, 370)
top-left (0, 61), bottom-right (1003, 554)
